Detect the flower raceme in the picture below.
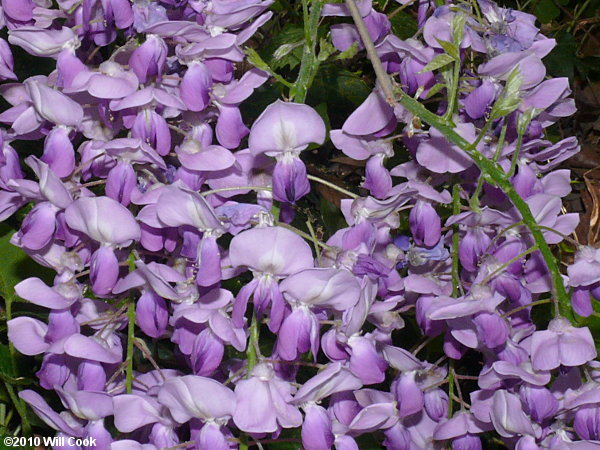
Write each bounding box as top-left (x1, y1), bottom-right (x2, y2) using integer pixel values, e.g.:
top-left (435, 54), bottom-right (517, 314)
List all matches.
top-left (0, 0), bottom-right (596, 449)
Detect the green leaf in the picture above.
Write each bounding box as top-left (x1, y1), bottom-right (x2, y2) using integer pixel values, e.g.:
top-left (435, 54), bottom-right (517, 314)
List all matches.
top-left (245, 48), bottom-right (293, 88)
top-left (534, 0), bottom-right (560, 23)
top-left (389, 10), bottom-right (418, 39)
top-left (273, 42), bottom-right (304, 62)
top-left (259, 23), bottom-right (305, 70)
top-left (355, 431), bottom-right (385, 449)
top-left (313, 102), bottom-right (331, 134)
top-left (0, 374), bottom-right (33, 387)
top-left (317, 37), bottom-right (335, 62)
top-left (435, 38), bottom-right (460, 60)
top-left (451, 13), bottom-right (467, 45)
top-left (425, 82), bottom-right (447, 99)
top-left (309, 64), bottom-right (371, 110)
top-left (419, 53), bottom-right (454, 73)
top-left (336, 42), bottom-right (359, 60)
top-left (319, 196), bottom-right (346, 236)
top-left (517, 108), bottom-right (538, 136)
top-left (0, 346), bottom-right (14, 379)
top-left (490, 68), bottom-right (522, 119)
top-left (544, 31), bottom-right (577, 80)
top-left (245, 48), bottom-right (273, 73)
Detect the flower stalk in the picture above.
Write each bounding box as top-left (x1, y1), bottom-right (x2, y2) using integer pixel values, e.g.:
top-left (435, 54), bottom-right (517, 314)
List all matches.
top-left (291, 0), bottom-right (326, 103)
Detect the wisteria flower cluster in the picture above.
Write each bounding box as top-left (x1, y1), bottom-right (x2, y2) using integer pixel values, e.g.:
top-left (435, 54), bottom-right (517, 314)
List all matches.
top-left (0, 0), bottom-right (598, 448)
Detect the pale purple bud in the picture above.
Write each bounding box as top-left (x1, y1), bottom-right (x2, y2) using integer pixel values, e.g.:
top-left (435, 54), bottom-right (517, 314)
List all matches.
top-left (84, 420), bottom-right (112, 449)
top-left (473, 313), bottom-right (509, 349)
top-left (180, 63), bottom-right (212, 112)
top-left (424, 389), bottom-right (448, 421)
top-left (191, 329), bottom-right (224, 376)
top-left (572, 286), bottom-right (593, 317)
top-left (90, 246), bottom-right (120, 296)
top-left (452, 434), bottom-right (482, 450)
top-left (77, 361), bottom-right (106, 391)
top-left (410, 200), bottom-right (441, 247)
top-left (18, 203), bottom-right (57, 251)
top-left (364, 153), bottom-right (392, 199)
top-left (459, 227), bottom-right (491, 272)
top-left (129, 34), bottom-right (167, 83)
top-left (196, 235), bottom-right (222, 287)
top-left (348, 335), bottom-right (387, 385)
top-left (383, 423), bottom-right (411, 450)
top-left (393, 372), bottom-right (424, 418)
top-left (0, 38), bottom-right (16, 80)
top-left (41, 127), bottom-right (75, 178)
top-left (519, 385), bottom-right (558, 423)
top-left (132, 110), bottom-right (171, 156)
top-left (302, 404), bottom-right (334, 450)
top-left (574, 406), bottom-right (600, 441)
top-left (106, 162), bottom-right (137, 206)
top-left (463, 81), bottom-right (496, 120)
top-left (136, 290), bottom-right (168, 338)
top-left (37, 354), bottom-right (71, 390)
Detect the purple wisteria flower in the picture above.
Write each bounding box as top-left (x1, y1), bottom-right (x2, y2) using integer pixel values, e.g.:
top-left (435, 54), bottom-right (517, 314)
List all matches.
top-left (249, 100), bottom-right (326, 203)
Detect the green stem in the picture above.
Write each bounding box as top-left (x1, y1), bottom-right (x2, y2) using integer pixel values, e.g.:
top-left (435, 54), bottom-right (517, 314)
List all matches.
top-left (571, 0), bottom-right (592, 33)
top-left (4, 383), bottom-right (30, 436)
top-left (126, 253), bottom-right (136, 394)
top-left (276, 221), bottom-right (332, 250)
top-left (246, 313), bottom-right (260, 377)
top-left (447, 360), bottom-right (455, 417)
top-left (125, 300), bottom-right (135, 394)
top-left (306, 219), bottom-right (323, 266)
top-left (471, 117), bottom-right (493, 150)
top-left (345, 0), bottom-right (573, 321)
top-left (538, 225), bottom-right (580, 246)
top-left (244, 48), bottom-right (293, 89)
top-left (344, 0), bottom-right (395, 105)
top-left (480, 245), bottom-right (538, 286)
top-left (443, 58), bottom-right (461, 124)
top-left (470, 122), bottom-right (507, 211)
top-left (387, 0), bottom-right (416, 19)
top-left (502, 298), bottom-right (553, 319)
top-left (508, 129), bottom-right (525, 178)
top-left (200, 185), bottom-right (272, 197)
top-left (291, 0), bottom-right (325, 103)
top-left (5, 300), bottom-right (15, 361)
top-left (307, 174), bottom-right (358, 199)
top-left (451, 185), bottom-right (461, 297)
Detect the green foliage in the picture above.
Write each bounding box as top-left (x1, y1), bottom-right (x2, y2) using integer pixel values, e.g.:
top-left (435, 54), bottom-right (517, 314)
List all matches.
top-left (260, 23), bottom-right (305, 71)
top-left (309, 64), bottom-right (371, 122)
top-left (490, 68), bottom-right (523, 120)
top-left (337, 42), bottom-right (359, 60)
top-left (436, 39), bottom-right (460, 61)
top-left (544, 31), bottom-right (578, 79)
top-left (389, 10), bottom-right (418, 39)
top-left (419, 53), bottom-right (455, 73)
top-left (534, 0), bottom-right (563, 23)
